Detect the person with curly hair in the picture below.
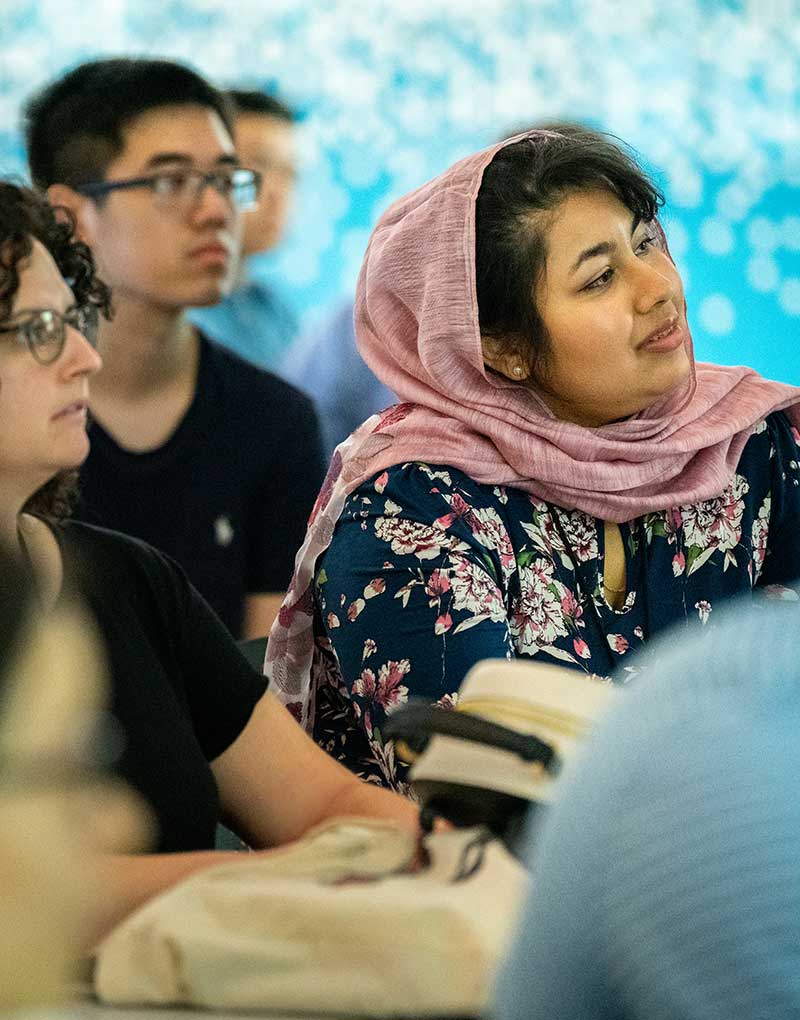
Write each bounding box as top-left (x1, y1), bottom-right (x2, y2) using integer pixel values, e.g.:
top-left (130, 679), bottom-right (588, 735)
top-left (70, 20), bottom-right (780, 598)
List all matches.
top-left (0, 180), bottom-right (418, 938)
top-left (24, 58), bottom-right (326, 640)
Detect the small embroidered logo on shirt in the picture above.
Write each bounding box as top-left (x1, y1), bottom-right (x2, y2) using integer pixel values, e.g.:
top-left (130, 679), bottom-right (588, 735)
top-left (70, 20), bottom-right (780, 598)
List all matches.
top-left (214, 515), bottom-right (234, 547)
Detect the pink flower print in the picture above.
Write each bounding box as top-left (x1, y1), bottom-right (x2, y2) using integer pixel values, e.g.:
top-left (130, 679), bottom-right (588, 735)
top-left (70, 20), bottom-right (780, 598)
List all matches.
top-left (375, 403), bottom-right (413, 431)
top-left (672, 551), bottom-right (686, 577)
top-left (425, 570), bottom-right (451, 599)
top-left (681, 474), bottom-right (749, 574)
top-left (354, 660), bottom-right (411, 714)
top-left (364, 578), bottom-right (386, 599)
top-left (347, 598), bottom-right (366, 622)
top-left (560, 589), bottom-right (583, 622)
top-left (375, 659), bottom-right (411, 712)
top-left (633, 626), bottom-right (644, 640)
top-left (327, 613), bottom-right (340, 629)
top-left (436, 692), bottom-right (460, 710)
top-left (665, 507), bottom-right (683, 536)
top-left (762, 584), bottom-right (800, 602)
top-left (607, 633), bottom-right (629, 654)
top-left (510, 560), bottom-right (571, 652)
top-left (695, 600), bottom-right (712, 625)
top-left (278, 602), bottom-right (296, 628)
top-left (435, 492), bottom-right (477, 531)
top-left (362, 638), bottom-right (377, 660)
top-left (573, 637), bottom-right (591, 659)
top-left (353, 668), bottom-right (377, 698)
top-left (435, 612), bottom-right (453, 635)
top-left (375, 517), bottom-right (444, 560)
top-left (450, 558), bottom-right (506, 625)
top-left (374, 471), bottom-right (389, 494)
top-left (750, 496), bottom-right (770, 583)
top-left (560, 511), bottom-right (598, 563)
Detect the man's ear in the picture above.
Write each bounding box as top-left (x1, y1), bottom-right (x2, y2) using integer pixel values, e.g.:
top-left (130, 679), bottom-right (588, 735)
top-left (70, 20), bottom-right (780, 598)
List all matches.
top-left (46, 184), bottom-right (97, 245)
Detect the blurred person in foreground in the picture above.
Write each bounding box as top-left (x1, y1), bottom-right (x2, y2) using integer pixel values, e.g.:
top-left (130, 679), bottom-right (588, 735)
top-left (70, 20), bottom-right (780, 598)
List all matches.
top-left (495, 598), bottom-right (800, 1020)
top-left (266, 126), bottom-right (800, 790)
top-left (0, 179), bottom-right (418, 941)
top-left (24, 60), bottom-right (325, 639)
top-left (0, 548), bottom-right (147, 1009)
top-left (191, 88), bottom-right (301, 370)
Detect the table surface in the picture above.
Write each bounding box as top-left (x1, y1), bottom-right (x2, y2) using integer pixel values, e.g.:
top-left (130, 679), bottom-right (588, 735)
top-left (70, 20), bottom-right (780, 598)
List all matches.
top-left (8, 1004), bottom-right (468, 1020)
top-left (7, 1006), bottom-right (375, 1020)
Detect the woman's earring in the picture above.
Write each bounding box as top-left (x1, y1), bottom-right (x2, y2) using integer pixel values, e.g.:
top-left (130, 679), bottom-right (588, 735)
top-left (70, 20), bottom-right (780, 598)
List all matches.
top-left (512, 365), bottom-right (524, 377)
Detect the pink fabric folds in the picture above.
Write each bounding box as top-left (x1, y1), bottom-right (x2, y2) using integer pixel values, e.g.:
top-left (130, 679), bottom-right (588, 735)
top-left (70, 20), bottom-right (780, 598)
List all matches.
top-left (266, 130), bottom-right (800, 722)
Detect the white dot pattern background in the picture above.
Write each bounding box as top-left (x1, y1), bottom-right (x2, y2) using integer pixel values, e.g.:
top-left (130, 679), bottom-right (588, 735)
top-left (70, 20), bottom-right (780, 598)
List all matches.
top-left (1, 0), bottom-right (798, 382)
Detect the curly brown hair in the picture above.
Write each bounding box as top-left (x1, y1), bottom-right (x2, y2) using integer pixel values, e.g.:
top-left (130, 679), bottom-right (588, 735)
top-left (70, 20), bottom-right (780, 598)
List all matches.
top-left (0, 180), bottom-right (111, 519)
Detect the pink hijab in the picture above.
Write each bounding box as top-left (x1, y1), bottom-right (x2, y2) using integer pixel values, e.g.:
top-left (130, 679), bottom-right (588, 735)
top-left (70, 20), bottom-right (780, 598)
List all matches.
top-left (267, 130), bottom-right (800, 722)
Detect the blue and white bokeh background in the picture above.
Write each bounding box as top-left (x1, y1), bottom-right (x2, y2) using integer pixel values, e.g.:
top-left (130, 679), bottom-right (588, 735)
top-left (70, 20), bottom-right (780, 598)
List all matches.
top-left (1, 0), bottom-right (798, 382)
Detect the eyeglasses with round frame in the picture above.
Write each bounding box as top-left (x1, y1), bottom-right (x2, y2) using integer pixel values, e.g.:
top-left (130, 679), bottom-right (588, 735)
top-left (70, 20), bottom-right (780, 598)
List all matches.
top-left (0, 306), bottom-right (99, 365)
top-left (76, 166), bottom-right (263, 214)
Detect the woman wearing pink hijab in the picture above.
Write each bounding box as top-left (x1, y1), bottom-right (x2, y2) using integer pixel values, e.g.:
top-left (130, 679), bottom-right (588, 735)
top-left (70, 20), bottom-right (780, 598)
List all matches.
top-left (267, 127), bottom-right (800, 790)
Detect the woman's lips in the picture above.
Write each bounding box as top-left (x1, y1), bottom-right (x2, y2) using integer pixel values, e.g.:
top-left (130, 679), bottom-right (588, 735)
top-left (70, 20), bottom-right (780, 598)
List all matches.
top-left (52, 400), bottom-right (88, 421)
top-left (641, 319), bottom-right (685, 353)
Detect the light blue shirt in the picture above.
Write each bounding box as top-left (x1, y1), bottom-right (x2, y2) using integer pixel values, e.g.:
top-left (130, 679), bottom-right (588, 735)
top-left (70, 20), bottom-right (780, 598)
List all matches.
top-left (189, 260), bottom-right (298, 371)
top-left (281, 300), bottom-right (396, 460)
top-left (495, 594), bottom-right (800, 1020)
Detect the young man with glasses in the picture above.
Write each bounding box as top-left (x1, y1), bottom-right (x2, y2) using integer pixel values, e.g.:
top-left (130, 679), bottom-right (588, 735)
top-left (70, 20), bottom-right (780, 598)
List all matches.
top-left (24, 58), bottom-right (326, 639)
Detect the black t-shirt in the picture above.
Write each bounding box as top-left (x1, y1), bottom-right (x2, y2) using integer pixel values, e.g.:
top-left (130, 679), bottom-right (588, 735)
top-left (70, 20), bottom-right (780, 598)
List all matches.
top-left (76, 335), bottom-right (326, 637)
top-left (56, 519), bottom-right (268, 852)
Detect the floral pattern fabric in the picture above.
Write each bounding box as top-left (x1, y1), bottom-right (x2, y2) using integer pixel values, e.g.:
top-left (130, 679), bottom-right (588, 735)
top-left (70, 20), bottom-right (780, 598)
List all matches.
top-left (311, 413), bottom-right (800, 789)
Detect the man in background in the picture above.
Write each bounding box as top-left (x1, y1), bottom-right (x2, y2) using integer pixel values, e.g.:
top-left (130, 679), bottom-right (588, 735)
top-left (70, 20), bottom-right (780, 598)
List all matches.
top-left (190, 89), bottom-right (299, 370)
top-left (24, 58), bottom-right (325, 638)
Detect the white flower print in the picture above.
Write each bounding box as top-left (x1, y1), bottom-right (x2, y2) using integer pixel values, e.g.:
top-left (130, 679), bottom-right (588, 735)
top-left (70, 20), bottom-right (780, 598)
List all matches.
top-left (695, 600), bottom-right (712, 625)
top-left (750, 495), bottom-right (771, 584)
top-left (352, 658), bottom-right (410, 713)
top-left (521, 504), bottom-right (575, 570)
top-left (607, 633), bottom-right (630, 654)
top-left (417, 464), bottom-right (454, 486)
top-left (375, 517), bottom-right (445, 560)
top-left (680, 474), bottom-right (750, 575)
top-left (558, 510), bottom-right (598, 563)
top-left (510, 559), bottom-right (572, 653)
top-left (436, 494), bottom-right (515, 584)
top-left (449, 556), bottom-right (506, 632)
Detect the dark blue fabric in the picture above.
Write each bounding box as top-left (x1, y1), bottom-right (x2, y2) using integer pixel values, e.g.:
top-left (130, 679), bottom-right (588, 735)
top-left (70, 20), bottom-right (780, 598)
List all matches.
top-left (310, 412), bottom-right (800, 788)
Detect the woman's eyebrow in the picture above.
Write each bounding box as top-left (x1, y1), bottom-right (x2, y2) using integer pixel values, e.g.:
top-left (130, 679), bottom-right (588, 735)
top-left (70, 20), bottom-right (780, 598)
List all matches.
top-left (568, 215), bottom-right (644, 276)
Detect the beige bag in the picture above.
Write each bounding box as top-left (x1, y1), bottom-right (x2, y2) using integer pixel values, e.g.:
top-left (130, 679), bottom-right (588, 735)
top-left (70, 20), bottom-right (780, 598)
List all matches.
top-left (94, 818), bottom-right (527, 1017)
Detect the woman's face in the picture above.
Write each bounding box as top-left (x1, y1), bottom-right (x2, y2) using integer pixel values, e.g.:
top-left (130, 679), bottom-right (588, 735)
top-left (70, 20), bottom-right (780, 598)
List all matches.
top-left (527, 188), bottom-right (691, 426)
top-left (0, 238), bottom-right (101, 498)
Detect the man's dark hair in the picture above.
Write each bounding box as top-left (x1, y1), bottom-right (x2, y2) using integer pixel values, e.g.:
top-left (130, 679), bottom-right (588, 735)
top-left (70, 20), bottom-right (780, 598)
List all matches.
top-left (24, 58), bottom-right (235, 190)
top-left (475, 126), bottom-right (664, 382)
top-left (0, 179), bottom-right (112, 519)
top-left (227, 89), bottom-right (295, 123)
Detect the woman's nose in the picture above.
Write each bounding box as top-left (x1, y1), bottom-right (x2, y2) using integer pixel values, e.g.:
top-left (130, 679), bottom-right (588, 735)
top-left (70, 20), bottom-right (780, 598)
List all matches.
top-left (634, 254), bottom-right (677, 314)
top-left (63, 325), bottom-right (103, 376)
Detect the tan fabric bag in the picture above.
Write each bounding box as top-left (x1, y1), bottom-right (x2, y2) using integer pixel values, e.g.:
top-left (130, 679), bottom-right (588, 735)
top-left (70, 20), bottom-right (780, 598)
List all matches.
top-left (94, 818), bottom-right (527, 1017)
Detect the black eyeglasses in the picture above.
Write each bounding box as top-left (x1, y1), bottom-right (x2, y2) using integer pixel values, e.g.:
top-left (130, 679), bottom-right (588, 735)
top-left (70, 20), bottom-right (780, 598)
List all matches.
top-left (77, 166), bottom-right (262, 214)
top-left (0, 306), bottom-right (99, 365)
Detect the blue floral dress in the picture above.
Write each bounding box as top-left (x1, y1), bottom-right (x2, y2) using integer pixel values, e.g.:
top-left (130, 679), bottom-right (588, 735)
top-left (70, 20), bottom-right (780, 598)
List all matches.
top-left (311, 412), bottom-right (800, 789)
